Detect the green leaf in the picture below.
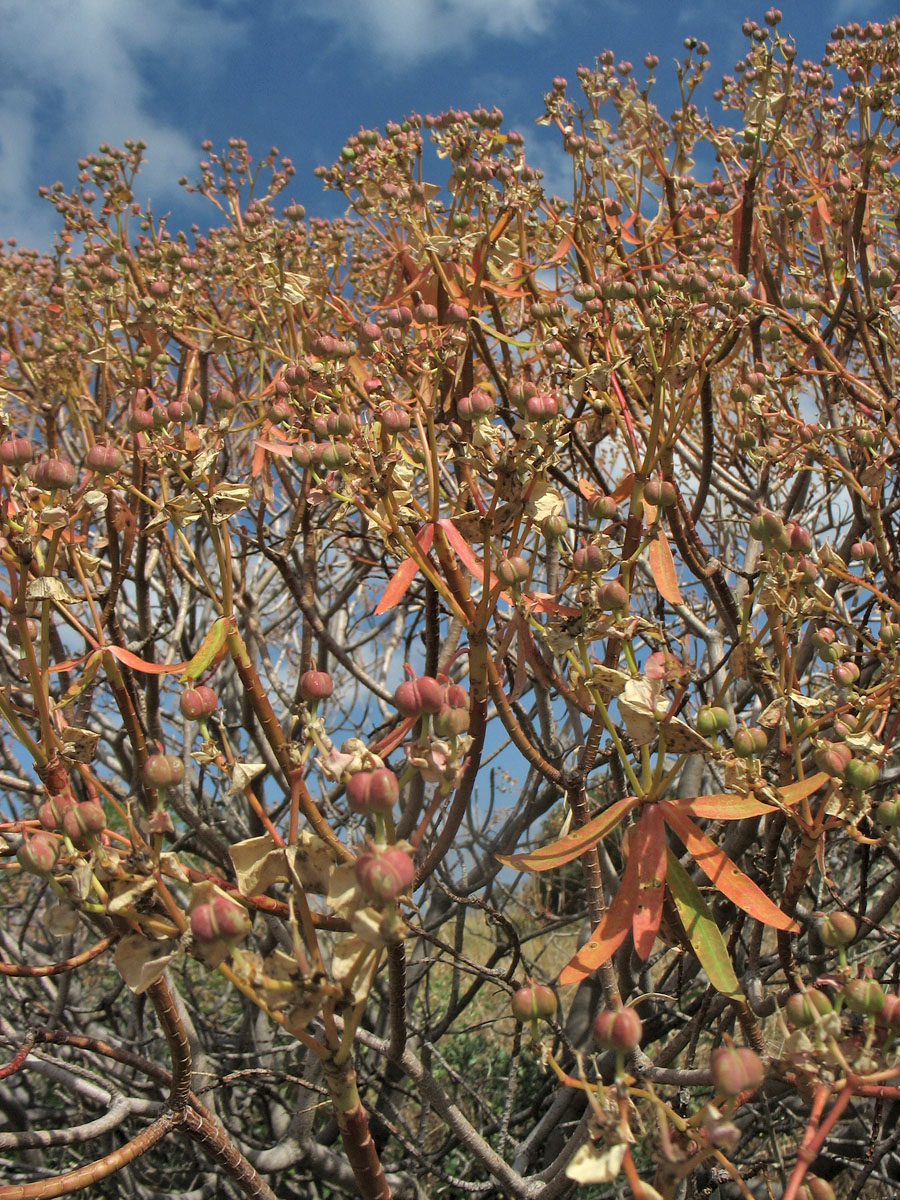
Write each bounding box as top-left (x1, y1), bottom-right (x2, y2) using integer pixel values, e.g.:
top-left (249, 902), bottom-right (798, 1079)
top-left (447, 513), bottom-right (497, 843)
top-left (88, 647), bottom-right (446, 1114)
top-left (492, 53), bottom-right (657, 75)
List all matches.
top-left (497, 795), bottom-right (637, 873)
top-left (180, 616), bottom-right (229, 682)
top-left (665, 852), bottom-right (744, 1002)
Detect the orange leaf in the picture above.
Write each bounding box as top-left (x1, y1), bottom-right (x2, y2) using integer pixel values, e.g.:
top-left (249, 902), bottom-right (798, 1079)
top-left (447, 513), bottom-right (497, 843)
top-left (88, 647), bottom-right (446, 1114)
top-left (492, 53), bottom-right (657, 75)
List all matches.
top-left (631, 805), bottom-right (667, 960)
top-left (105, 646), bottom-right (188, 676)
top-left (253, 438), bottom-right (294, 458)
top-left (779, 772), bottom-right (829, 806)
top-left (559, 849), bottom-right (640, 985)
top-left (647, 528), bottom-right (683, 605)
top-left (437, 518), bottom-right (499, 589)
top-left (374, 525), bottom-right (435, 615)
top-left (660, 802), bottom-right (799, 931)
top-left (497, 795), bottom-right (637, 873)
top-left (668, 793), bottom-right (776, 820)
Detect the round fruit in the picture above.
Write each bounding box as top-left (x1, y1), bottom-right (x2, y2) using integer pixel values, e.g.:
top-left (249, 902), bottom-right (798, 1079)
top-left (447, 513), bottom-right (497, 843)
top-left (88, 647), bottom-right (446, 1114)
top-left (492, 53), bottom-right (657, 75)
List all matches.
top-left (875, 797), bottom-right (900, 831)
top-left (525, 392), bottom-right (558, 422)
top-left (17, 833), bottom-right (60, 875)
top-left (844, 977), bottom-right (885, 1016)
top-left (355, 847), bottom-right (416, 902)
top-left (299, 670), bottom-right (334, 701)
top-left (180, 685), bottom-right (219, 720)
top-left (817, 911), bottom-right (857, 947)
top-left (346, 768), bottom-right (400, 814)
top-left (784, 988), bottom-right (832, 1027)
top-left (814, 742), bottom-right (852, 778)
top-left (457, 390), bottom-right (495, 419)
top-left (592, 1007), bottom-right (643, 1052)
top-left (587, 494), bottom-right (618, 521)
top-left (61, 801), bottom-right (106, 841)
top-left (597, 581), bottom-right (628, 611)
top-left (798, 1175), bottom-right (836, 1200)
top-left (733, 727), bottom-right (757, 757)
top-left (842, 759), bottom-right (879, 789)
top-left (191, 893), bottom-right (252, 942)
top-left (831, 662), bottom-right (860, 687)
top-left (573, 544), bottom-right (605, 574)
top-left (0, 437), bottom-right (33, 466)
top-left (84, 445), bottom-right (125, 474)
top-left (32, 459), bottom-right (77, 490)
top-left (395, 675), bottom-right (443, 718)
top-left (143, 753), bottom-right (185, 789)
top-left (496, 555), bottom-right (530, 587)
top-left (511, 984), bottom-right (557, 1022)
top-left (644, 479), bottom-right (676, 507)
top-left (710, 1046), bottom-right (765, 1097)
top-left (696, 706), bottom-right (729, 736)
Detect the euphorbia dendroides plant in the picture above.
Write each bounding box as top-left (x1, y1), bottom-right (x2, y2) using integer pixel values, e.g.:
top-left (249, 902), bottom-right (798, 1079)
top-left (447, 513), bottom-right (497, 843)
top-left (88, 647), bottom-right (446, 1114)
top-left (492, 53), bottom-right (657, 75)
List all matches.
top-left (3, 14), bottom-right (900, 1199)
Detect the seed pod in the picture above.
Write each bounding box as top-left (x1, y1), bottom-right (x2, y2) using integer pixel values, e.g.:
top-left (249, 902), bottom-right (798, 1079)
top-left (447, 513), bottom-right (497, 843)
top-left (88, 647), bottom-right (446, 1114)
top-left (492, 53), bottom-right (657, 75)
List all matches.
top-left (355, 846), bottom-right (415, 902)
top-left (573, 544), bottom-right (605, 574)
top-left (191, 893), bottom-right (252, 943)
top-left (299, 670), bottom-right (334, 701)
top-left (61, 801), bottom-right (106, 842)
top-left (817, 911), bottom-right (857, 947)
top-left (32, 459), bottom-right (78, 490)
top-left (143, 753), bottom-right (185, 789)
top-left (644, 479), bottom-right (676, 507)
top-left (395, 675), bottom-right (443, 717)
top-left (785, 988), bottom-right (832, 1027)
top-left (346, 768), bottom-right (400, 814)
top-left (511, 984), bottom-right (557, 1022)
top-left (842, 759), bottom-right (878, 789)
top-left (496, 555), bottom-right (530, 587)
top-left (875, 797), bottom-right (900, 831)
top-left (844, 977), bottom-right (885, 1016)
top-left (710, 1046), bottom-right (765, 1097)
top-left (814, 742), bottom-right (852, 778)
top-left (597, 581), bottom-right (628, 611)
top-left (380, 407), bottom-right (411, 432)
top-left (0, 437), bottom-right (34, 466)
top-left (591, 1007), bottom-right (643, 1052)
top-left (587, 494), bottom-right (618, 521)
top-left (17, 833), bottom-right (60, 875)
top-left (525, 392), bottom-right (558, 422)
top-left (180, 685), bottom-right (219, 720)
top-left (696, 706), bottom-right (729, 735)
top-left (798, 1176), bottom-right (836, 1200)
top-left (84, 445), bottom-right (125, 474)
top-left (457, 390), bottom-right (495, 420)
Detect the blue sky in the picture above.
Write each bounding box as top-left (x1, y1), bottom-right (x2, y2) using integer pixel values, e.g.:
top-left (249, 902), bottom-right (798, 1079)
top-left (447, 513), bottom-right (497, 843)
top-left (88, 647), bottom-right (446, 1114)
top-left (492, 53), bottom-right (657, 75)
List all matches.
top-left (0, 0), bottom-right (896, 251)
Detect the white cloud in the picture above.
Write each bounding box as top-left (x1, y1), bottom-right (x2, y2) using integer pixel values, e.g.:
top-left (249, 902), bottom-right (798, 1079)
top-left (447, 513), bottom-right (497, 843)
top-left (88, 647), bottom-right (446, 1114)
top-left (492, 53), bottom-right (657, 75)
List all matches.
top-left (0, 0), bottom-right (244, 249)
top-left (299, 0), bottom-right (568, 65)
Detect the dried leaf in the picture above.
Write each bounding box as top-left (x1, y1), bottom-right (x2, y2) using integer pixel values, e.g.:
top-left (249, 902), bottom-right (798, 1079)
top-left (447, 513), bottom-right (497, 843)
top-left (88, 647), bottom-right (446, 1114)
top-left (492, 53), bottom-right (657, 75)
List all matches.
top-left (661, 719), bottom-right (713, 756)
top-left (286, 832), bottom-right (340, 895)
top-left (229, 761), bottom-right (267, 794)
top-left (26, 577), bottom-right (77, 604)
top-left (566, 1143), bottom-right (627, 1185)
top-left (115, 933), bottom-right (180, 993)
top-left (60, 726), bottom-right (99, 763)
top-left (230, 835), bottom-right (287, 896)
top-left (44, 903), bottom-right (80, 936)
